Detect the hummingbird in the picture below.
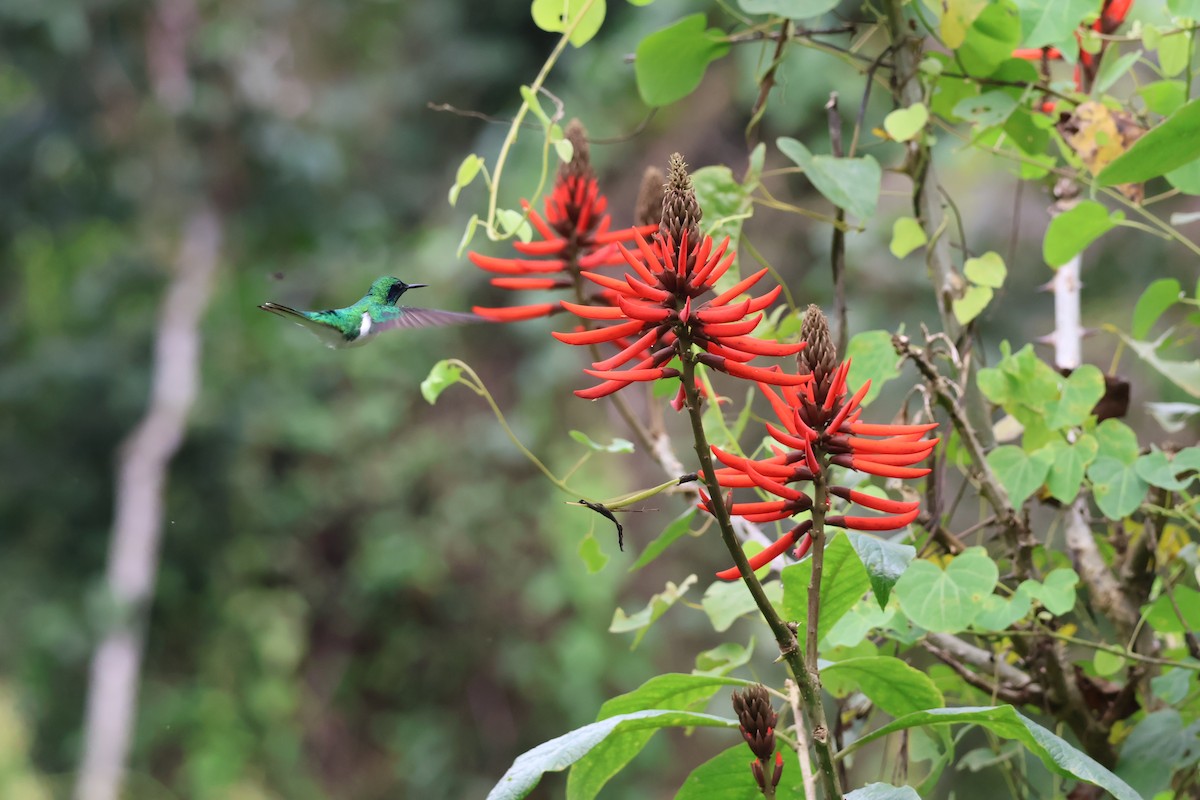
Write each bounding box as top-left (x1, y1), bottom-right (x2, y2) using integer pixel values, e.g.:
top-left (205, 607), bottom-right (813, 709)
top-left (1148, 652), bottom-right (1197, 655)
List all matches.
top-left (259, 276), bottom-right (484, 348)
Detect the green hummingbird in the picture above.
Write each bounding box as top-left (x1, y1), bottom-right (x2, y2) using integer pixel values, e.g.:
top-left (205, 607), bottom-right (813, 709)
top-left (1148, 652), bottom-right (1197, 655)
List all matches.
top-left (259, 276), bottom-right (484, 348)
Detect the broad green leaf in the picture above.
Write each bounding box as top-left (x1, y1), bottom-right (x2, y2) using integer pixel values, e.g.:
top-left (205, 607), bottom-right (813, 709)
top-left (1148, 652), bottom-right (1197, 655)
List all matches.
top-left (890, 217), bottom-right (928, 258)
top-left (578, 534), bottom-right (609, 573)
top-left (1014, 0), bottom-right (1098, 50)
top-left (842, 706), bottom-right (1140, 800)
top-left (421, 360), bottom-right (464, 404)
top-left (884, 103), bottom-right (929, 142)
top-left (702, 578), bottom-right (783, 633)
top-left (845, 330), bottom-right (901, 406)
top-left (964, 251), bottom-right (1006, 288)
top-left (1135, 448), bottom-right (1190, 490)
top-left (825, 597), bottom-right (896, 647)
top-left (569, 430), bottom-right (635, 453)
top-left (1087, 457), bottom-right (1149, 519)
top-left (1142, 585), bottom-right (1200, 633)
top-left (845, 783), bottom-right (922, 800)
top-left (610, 576), bottom-right (697, 648)
top-left (693, 639), bottom-right (754, 677)
top-left (1138, 80), bottom-right (1188, 116)
top-left (1098, 98), bottom-right (1200, 185)
top-left (1046, 365), bottom-right (1105, 429)
top-left (631, 510), bottom-right (696, 571)
top-left (1116, 710), bottom-right (1200, 799)
top-left (822, 656), bottom-right (944, 717)
top-left (1118, 330), bottom-right (1200, 398)
top-left (737, 0), bottom-right (841, 16)
top-left (497, 207), bottom-right (533, 242)
top-left (1093, 47), bottom-right (1142, 95)
top-left (781, 533), bottom-right (870, 638)
top-left (1167, 157), bottom-right (1200, 194)
top-left (1043, 201), bottom-right (1122, 267)
top-left (531, 0), bottom-right (606, 47)
top-left (893, 547), bottom-right (998, 633)
top-left (987, 445), bottom-right (1054, 507)
top-left (675, 745), bottom-right (807, 800)
top-left (952, 284), bottom-right (993, 325)
top-left (635, 15), bottom-right (730, 107)
top-left (977, 343), bottom-right (1061, 413)
top-left (958, 1), bottom-right (1022, 77)
top-left (1158, 30), bottom-right (1192, 77)
top-left (1019, 568), bottom-right (1079, 615)
top-left (777, 137), bottom-right (882, 221)
top-left (952, 90), bottom-right (1018, 127)
top-left (1093, 648), bottom-right (1126, 676)
top-left (1168, 0), bottom-right (1200, 16)
top-left (566, 675), bottom-right (749, 800)
top-left (845, 531), bottom-right (916, 608)
top-left (974, 589), bottom-right (1032, 630)
top-left (1041, 435), bottom-right (1098, 503)
top-left (1132, 278), bottom-right (1183, 338)
top-left (1093, 418), bottom-right (1140, 464)
top-left (1150, 668), bottom-right (1191, 704)
top-left (488, 708), bottom-right (735, 800)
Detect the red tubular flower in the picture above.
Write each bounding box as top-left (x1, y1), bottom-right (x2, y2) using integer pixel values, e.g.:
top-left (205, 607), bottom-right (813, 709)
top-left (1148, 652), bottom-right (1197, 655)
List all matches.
top-left (708, 306), bottom-right (938, 579)
top-left (468, 119), bottom-right (657, 321)
top-left (553, 154), bottom-right (806, 399)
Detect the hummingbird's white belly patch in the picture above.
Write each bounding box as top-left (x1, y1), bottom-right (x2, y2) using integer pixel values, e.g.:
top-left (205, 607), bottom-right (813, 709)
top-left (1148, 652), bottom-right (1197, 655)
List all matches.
top-left (359, 312), bottom-right (373, 338)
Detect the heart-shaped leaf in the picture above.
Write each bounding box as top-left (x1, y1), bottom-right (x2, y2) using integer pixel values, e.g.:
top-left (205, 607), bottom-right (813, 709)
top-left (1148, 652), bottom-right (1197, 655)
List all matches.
top-left (987, 445), bottom-right (1054, 507)
top-left (1087, 457), bottom-right (1149, 519)
top-left (894, 547), bottom-right (999, 633)
top-left (777, 137), bottom-right (881, 220)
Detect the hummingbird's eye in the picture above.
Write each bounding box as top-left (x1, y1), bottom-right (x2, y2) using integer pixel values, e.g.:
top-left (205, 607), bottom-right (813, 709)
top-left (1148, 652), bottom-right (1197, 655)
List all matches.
top-left (385, 282), bottom-right (406, 305)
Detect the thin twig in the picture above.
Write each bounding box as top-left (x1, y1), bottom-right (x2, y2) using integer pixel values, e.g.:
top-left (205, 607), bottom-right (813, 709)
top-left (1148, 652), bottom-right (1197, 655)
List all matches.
top-left (826, 92), bottom-right (848, 356)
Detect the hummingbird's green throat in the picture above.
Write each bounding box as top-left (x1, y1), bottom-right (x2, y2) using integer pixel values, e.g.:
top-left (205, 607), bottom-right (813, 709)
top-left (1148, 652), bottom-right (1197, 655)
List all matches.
top-left (259, 276), bottom-right (483, 348)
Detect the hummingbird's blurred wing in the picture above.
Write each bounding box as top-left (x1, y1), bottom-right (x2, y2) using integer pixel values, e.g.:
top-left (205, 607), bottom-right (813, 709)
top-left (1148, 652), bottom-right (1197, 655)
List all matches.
top-left (368, 307), bottom-right (486, 335)
top-left (259, 302), bottom-right (350, 348)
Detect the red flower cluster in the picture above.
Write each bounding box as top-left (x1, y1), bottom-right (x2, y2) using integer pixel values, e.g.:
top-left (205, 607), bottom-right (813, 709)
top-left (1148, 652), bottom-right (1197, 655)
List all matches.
top-left (1013, 0), bottom-right (1132, 103)
top-left (553, 154), bottom-right (808, 401)
top-left (705, 307), bottom-right (938, 580)
top-left (468, 120), bottom-right (657, 322)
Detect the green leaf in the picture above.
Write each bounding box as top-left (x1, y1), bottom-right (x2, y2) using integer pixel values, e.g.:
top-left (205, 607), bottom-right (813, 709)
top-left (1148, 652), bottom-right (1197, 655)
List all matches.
top-left (940, 0), bottom-right (988, 48)
top-left (1132, 278), bottom-right (1183, 338)
top-left (610, 576), bottom-right (697, 648)
top-left (845, 783), bottom-right (922, 800)
top-left (578, 534), bottom-right (609, 573)
top-left (1098, 98), bottom-right (1200, 185)
top-left (1116, 710), bottom-right (1200, 799)
top-left (952, 90), bottom-right (1018, 127)
top-left (987, 445), bottom-right (1054, 507)
top-left (1138, 80), bottom-right (1188, 116)
top-left (1118, 330), bottom-right (1200, 398)
top-left (890, 217), bottom-right (928, 258)
top-left (530, 0), bottom-right (606, 47)
top-left (884, 103), bottom-right (929, 142)
top-left (843, 706), bottom-right (1141, 800)
top-left (952, 284), bottom-right (993, 325)
top-left (1143, 585), bottom-right (1200, 633)
top-left (497, 207), bottom-right (533, 242)
top-left (693, 639), bottom-right (754, 677)
top-left (1087, 457), bottom-right (1149, 519)
top-left (1043, 201), bottom-right (1122, 267)
top-left (964, 251), bottom-right (1006, 288)
top-left (893, 548), bottom-right (999, 633)
top-left (777, 137), bottom-right (882, 221)
top-left (1168, 0), bottom-right (1200, 16)
top-left (1093, 648), bottom-right (1126, 676)
top-left (449, 154), bottom-right (483, 206)
top-left (845, 330), bottom-right (901, 406)
top-left (1135, 448), bottom-right (1191, 490)
top-left (1019, 568), bottom-right (1079, 615)
top-left (958, 1), bottom-right (1022, 77)
top-left (631, 510), bottom-right (696, 571)
top-left (692, 161), bottom-right (756, 292)
top-left (822, 656), bottom-right (944, 717)
top-left (974, 590), bottom-right (1032, 630)
top-left (1041, 435), bottom-right (1098, 503)
top-left (1167, 157), bottom-right (1200, 194)
top-left (1014, 0), bottom-right (1097, 50)
top-left (702, 578), bottom-right (783, 633)
top-left (566, 674), bottom-right (749, 800)
top-left (781, 533), bottom-right (871, 638)
top-left (977, 343), bottom-right (1061, 413)
top-left (635, 15), bottom-right (730, 107)
top-left (487, 708), bottom-right (735, 800)
top-left (1093, 47), bottom-right (1142, 95)
top-left (1158, 30), bottom-right (1192, 77)
top-left (1093, 418), bottom-right (1140, 464)
top-left (569, 430), bottom-right (635, 453)
top-left (737, 0), bottom-right (841, 16)
top-left (675, 744), bottom-right (807, 799)
top-left (421, 360), bottom-right (464, 404)
top-left (844, 531), bottom-right (916, 609)
top-left (1047, 365), bottom-right (1105, 429)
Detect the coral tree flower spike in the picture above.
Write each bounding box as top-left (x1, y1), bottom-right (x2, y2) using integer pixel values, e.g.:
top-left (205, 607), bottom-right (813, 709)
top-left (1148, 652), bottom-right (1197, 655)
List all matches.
top-left (468, 119), bottom-right (657, 321)
top-left (709, 306), bottom-right (938, 579)
top-left (557, 153), bottom-right (806, 399)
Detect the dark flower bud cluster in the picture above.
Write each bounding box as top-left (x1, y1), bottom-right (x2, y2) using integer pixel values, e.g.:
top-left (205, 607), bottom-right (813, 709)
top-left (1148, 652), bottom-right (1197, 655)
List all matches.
top-left (731, 684), bottom-right (783, 794)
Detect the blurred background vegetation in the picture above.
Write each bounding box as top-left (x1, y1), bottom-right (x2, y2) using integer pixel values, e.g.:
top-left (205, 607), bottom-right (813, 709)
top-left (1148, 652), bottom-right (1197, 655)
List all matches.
top-left (1, 0), bottom-right (1196, 798)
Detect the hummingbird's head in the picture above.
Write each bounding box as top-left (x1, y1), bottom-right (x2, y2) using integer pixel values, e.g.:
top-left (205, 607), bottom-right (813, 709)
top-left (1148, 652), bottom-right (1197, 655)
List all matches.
top-left (371, 276), bottom-right (428, 306)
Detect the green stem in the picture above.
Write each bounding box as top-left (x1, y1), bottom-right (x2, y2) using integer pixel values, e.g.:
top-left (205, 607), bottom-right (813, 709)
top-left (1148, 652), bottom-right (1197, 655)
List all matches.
top-left (677, 350), bottom-right (842, 800)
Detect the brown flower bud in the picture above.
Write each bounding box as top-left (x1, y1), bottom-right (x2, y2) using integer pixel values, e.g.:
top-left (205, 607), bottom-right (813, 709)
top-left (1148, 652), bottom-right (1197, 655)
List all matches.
top-left (659, 153), bottom-right (702, 253)
top-left (731, 684), bottom-right (777, 762)
top-left (635, 166), bottom-right (666, 227)
top-left (798, 304), bottom-right (838, 398)
top-left (558, 119), bottom-right (593, 182)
